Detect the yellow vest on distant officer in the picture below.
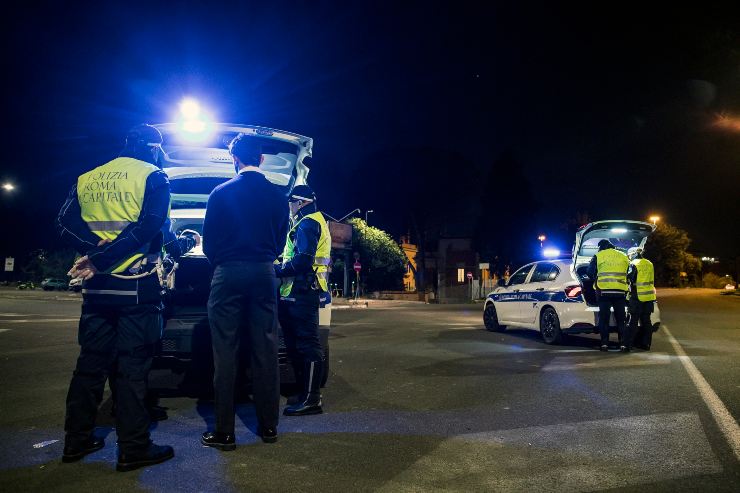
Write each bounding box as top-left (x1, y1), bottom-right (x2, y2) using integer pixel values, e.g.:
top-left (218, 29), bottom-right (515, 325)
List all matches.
top-left (280, 211), bottom-right (331, 297)
top-left (595, 248), bottom-right (630, 292)
top-left (77, 157), bottom-right (159, 274)
top-left (631, 257), bottom-right (656, 301)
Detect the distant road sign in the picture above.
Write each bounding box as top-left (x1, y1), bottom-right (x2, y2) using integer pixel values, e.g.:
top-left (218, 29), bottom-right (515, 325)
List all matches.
top-left (4, 257), bottom-right (14, 272)
top-left (354, 261), bottom-right (362, 272)
top-left (466, 271), bottom-right (472, 280)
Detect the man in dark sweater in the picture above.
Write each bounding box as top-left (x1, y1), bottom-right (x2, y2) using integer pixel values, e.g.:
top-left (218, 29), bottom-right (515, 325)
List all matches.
top-left (200, 133), bottom-right (289, 450)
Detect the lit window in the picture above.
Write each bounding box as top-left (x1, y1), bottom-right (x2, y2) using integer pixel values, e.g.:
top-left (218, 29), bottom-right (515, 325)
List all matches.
top-left (457, 268), bottom-right (465, 283)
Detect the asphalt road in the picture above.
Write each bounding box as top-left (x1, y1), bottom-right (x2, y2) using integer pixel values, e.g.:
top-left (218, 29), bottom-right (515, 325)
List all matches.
top-left (0, 288), bottom-right (738, 492)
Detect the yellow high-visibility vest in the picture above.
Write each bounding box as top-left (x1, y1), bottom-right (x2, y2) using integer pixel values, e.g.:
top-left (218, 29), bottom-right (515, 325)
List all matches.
top-left (631, 257), bottom-right (656, 301)
top-left (77, 157), bottom-right (159, 274)
top-left (595, 248), bottom-right (629, 292)
top-left (280, 211), bottom-right (331, 297)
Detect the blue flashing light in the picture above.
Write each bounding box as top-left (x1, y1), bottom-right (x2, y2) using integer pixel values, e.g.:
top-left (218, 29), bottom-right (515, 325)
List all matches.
top-left (174, 98), bottom-right (215, 143)
top-left (543, 248), bottom-right (560, 258)
top-left (180, 98), bottom-right (201, 119)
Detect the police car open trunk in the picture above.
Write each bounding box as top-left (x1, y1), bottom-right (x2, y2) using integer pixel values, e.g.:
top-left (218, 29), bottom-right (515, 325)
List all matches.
top-left (571, 220), bottom-right (656, 306)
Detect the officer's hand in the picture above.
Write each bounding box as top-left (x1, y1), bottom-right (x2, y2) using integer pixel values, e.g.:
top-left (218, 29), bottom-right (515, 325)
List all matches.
top-left (192, 232), bottom-right (202, 247)
top-left (68, 256), bottom-right (99, 281)
top-left (97, 238), bottom-right (111, 247)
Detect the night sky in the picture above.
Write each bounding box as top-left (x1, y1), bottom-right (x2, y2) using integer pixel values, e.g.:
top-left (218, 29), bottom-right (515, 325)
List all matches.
top-left (2, 2), bottom-right (739, 262)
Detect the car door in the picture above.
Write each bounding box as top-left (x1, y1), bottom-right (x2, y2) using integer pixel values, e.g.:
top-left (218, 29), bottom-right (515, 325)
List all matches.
top-left (494, 263), bottom-right (534, 324)
top-left (519, 262), bottom-right (560, 325)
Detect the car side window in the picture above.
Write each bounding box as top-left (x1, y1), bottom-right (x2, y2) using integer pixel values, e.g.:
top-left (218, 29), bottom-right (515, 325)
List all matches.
top-left (508, 264), bottom-right (533, 286)
top-left (531, 263), bottom-right (560, 283)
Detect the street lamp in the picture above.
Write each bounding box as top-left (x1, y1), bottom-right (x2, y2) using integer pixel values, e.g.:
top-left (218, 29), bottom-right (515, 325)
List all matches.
top-left (2, 182), bottom-right (15, 192)
top-left (365, 209), bottom-right (374, 224)
top-left (538, 234), bottom-right (546, 248)
top-left (649, 215), bottom-right (660, 225)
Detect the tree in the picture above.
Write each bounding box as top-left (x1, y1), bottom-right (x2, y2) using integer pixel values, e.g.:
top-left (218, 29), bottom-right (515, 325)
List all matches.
top-left (644, 223), bottom-right (701, 287)
top-left (347, 218), bottom-right (407, 292)
top-left (21, 248), bottom-right (77, 282)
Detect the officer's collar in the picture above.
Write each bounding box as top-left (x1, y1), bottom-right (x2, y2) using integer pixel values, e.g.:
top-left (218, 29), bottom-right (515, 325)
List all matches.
top-left (238, 166), bottom-right (263, 175)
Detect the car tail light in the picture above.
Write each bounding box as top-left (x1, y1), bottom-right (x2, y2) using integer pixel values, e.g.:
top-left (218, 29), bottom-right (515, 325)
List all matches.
top-left (565, 286), bottom-right (582, 298)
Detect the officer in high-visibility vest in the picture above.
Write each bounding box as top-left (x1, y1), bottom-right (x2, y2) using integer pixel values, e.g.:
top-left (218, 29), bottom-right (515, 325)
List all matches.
top-left (56, 124), bottom-right (174, 471)
top-left (587, 239), bottom-right (630, 352)
top-left (627, 247), bottom-right (656, 350)
top-left (275, 185), bottom-right (331, 416)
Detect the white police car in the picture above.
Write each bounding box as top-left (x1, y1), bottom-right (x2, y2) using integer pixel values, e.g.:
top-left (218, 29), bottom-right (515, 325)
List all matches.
top-left (483, 220), bottom-right (661, 344)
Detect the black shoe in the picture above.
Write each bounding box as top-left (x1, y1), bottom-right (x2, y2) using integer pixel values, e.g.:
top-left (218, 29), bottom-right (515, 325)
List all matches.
top-left (116, 443), bottom-right (174, 472)
top-left (148, 405), bottom-right (168, 422)
top-left (62, 437), bottom-right (105, 463)
top-left (201, 432), bottom-right (236, 451)
top-left (620, 345), bottom-right (630, 353)
top-left (257, 427), bottom-right (277, 444)
top-left (284, 396), bottom-right (323, 416)
top-left (599, 344), bottom-right (609, 352)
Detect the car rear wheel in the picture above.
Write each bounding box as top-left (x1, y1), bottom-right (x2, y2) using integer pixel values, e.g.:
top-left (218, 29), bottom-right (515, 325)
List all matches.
top-left (484, 303), bottom-right (505, 332)
top-left (540, 307), bottom-right (563, 344)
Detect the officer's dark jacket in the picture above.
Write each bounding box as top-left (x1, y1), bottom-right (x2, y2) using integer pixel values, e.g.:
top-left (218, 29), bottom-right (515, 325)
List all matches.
top-left (274, 206), bottom-right (321, 279)
top-left (202, 169), bottom-right (289, 266)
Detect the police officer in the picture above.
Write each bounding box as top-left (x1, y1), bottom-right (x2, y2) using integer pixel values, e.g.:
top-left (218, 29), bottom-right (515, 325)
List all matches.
top-left (57, 124), bottom-right (174, 471)
top-left (275, 185), bottom-right (331, 416)
top-left (201, 133), bottom-right (289, 450)
top-left (587, 239), bottom-right (630, 352)
top-left (627, 247), bottom-right (656, 350)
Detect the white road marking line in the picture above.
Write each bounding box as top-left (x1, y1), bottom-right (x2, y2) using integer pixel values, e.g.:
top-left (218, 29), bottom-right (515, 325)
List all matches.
top-left (664, 324), bottom-right (740, 461)
top-left (0, 329), bottom-right (10, 333)
top-left (0, 318), bottom-right (78, 323)
top-left (33, 439), bottom-right (59, 449)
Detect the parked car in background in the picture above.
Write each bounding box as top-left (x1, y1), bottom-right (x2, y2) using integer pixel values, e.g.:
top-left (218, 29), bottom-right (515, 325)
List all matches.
top-left (41, 278), bottom-right (68, 291)
top-left (68, 277), bottom-right (82, 292)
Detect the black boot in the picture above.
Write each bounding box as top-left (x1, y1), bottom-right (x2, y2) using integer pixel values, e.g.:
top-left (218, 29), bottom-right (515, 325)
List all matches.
top-left (284, 360), bottom-right (323, 416)
top-left (62, 437), bottom-right (105, 463)
top-left (116, 442), bottom-right (174, 472)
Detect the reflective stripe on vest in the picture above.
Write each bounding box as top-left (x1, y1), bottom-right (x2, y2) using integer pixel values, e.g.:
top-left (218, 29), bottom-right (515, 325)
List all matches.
top-left (632, 258), bottom-right (656, 301)
top-left (280, 211), bottom-right (332, 297)
top-left (595, 249), bottom-right (629, 292)
top-left (77, 157), bottom-right (159, 274)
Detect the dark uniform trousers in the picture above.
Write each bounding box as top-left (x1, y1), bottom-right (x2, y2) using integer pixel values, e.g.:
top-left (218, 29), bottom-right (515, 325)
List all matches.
top-left (278, 288), bottom-right (322, 366)
top-left (64, 299), bottom-right (162, 454)
top-left (208, 262), bottom-right (279, 434)
top-left (597, 294), bottom-right (627, 345)
top-left (628, 299), bottom-right (654, 349)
